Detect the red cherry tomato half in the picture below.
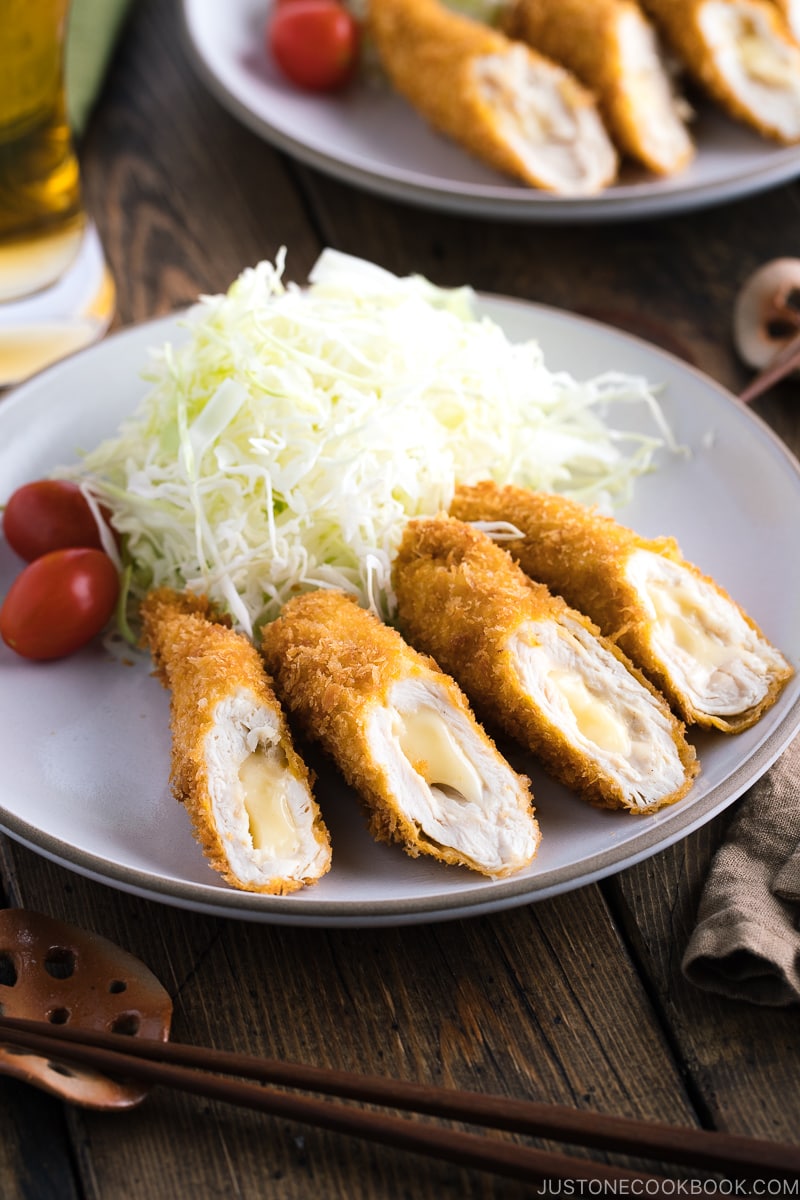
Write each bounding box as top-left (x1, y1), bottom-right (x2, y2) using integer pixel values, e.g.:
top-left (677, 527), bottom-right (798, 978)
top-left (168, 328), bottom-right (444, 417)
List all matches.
top-left (268, 0), bottom-right (360, 92)
top-left (3, 479), bottom-right (110, 562)
top-left (0, 548), bottom-right (119, 661)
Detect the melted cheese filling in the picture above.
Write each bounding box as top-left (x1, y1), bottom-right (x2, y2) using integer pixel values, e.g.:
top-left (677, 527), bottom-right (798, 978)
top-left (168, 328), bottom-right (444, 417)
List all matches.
top-left (472, 46), bottom-right (617, 195)
top-left (204, 690), bottom-right (328, 886)
top-left (699, 1), bottom-right (800, 137)
top-left (393, 707), bottom-right (484, 807)
top-left (615, 7), bottom-right (694, 170)
top-left (238, 748), bottom-right (300, 858)
top-left (510, 617), bottom-right (686, 810)
top-left (627, 550), bottom-right (788, 716)
top-left (366, 677), bottom-right (539, 876)
top-left (548, 671), bottom-right (632, 755)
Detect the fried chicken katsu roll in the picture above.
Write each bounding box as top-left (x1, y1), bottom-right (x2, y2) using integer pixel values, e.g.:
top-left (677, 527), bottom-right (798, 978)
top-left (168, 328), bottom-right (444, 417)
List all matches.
top-left (140, 589), bottom-right (331, 894)
top-left (451, 483), bottom-right (794, 734)
top-left (261, 589), bottom-right (539, 878)
top-left (367, 0), bottom-right (617, 196)
top-left (502, 0), bottom-right (694, 175)
top-left (393, 517), bottom-right (698, 815)
top-left (639, 0), bottom-right (800, 142)
top-left (772, 0), bottom-right (800, 41)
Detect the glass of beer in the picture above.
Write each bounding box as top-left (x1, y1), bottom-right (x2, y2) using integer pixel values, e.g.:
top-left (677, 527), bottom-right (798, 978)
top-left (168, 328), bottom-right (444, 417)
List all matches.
top-left (0, 0), bottom-right (115, 386)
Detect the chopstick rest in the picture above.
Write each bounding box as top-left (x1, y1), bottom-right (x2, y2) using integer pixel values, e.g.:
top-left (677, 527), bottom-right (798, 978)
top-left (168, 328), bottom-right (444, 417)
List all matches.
top-left (0, 909), bottom-right (172, 1108)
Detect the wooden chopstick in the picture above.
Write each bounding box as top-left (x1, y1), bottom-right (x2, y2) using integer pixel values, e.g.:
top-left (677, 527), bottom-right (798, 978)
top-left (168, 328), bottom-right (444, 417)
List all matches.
top-left (0, 1019), bottom-right (658, 1187)
top-left (2, 1017), bottom-right (799, 1183)
top-left (738, 328), bottom-right (800, 405)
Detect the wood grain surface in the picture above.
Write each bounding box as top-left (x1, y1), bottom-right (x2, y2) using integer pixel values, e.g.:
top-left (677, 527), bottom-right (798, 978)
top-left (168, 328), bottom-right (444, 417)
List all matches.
top-left (1, 1), bottom-right (798, 1196)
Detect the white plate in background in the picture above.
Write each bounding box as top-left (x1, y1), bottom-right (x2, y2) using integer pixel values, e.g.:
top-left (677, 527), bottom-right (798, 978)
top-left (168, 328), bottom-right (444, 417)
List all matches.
top-left (181, 0), bottom-right (800, 222)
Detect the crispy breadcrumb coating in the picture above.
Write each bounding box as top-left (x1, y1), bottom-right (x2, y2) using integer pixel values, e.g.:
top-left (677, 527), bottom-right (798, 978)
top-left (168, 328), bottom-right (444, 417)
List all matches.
top-left (140, 588), bottom-right (331, 894)
top-left (640, 0), bottom-right (800, 142)
top-left (393, 516), bottom-right (698, 814)
top-left (451, 482), bottom-right (794, 732)
top-left (261, 589), bottom-right (539, 877)
top-left (367, 0), bottom-right (617, 195)
top-left (771, 0), bottom-right (800, 41)
top-left (503, 0), bottom-right (694, 174)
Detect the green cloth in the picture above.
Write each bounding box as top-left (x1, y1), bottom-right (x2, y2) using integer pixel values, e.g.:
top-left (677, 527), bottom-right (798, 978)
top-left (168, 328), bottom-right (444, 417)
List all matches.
top-left (65, 0), bottom-right (131, 134)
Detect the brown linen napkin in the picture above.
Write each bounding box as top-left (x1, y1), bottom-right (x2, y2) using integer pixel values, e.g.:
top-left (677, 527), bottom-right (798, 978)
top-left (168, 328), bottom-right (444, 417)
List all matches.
top-left (682, 733), bottom-right (800, 1007)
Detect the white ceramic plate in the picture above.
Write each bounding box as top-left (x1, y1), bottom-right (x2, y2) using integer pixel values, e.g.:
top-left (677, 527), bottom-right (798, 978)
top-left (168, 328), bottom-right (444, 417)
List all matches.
top-left (1, 301), bottom-right (799, 926)
top-left (180, 0), bottom-right (800, 222)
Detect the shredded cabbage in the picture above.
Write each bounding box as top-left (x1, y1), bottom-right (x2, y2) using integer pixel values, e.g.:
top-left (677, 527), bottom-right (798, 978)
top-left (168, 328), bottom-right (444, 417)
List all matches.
top-left (66, 249), bottom-right (678, 638)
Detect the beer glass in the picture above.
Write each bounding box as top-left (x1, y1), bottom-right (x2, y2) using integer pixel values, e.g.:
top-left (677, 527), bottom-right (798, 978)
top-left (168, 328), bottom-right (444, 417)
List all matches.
top-left (0, 0), bottom-right (115, 386)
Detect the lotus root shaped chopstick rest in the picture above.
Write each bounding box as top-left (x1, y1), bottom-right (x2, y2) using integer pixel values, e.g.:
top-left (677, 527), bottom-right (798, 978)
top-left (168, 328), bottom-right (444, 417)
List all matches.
top-left (0, 909), bottom-right (172, 1108)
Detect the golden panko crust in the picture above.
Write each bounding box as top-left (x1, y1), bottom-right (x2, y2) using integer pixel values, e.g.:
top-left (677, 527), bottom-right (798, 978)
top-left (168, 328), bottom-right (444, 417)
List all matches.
top-left (261, 589), bottom-right (533, 872)
top-left (640, 0), bottom-right (800, 142)
top-left (773, 0), bottom-right (800, 38)
top-left (392, 515), bottom-right (697, 813)
top-left (367, 0), bottom-right (612, 191)
top-left (450, 482), bottom-right (792, 732)
top-left (503, 0), bottom-right (693, 173)
top-left (451, 480), bottom-right (679, 639)
top-left (140, 588), bottom-right (328, 894)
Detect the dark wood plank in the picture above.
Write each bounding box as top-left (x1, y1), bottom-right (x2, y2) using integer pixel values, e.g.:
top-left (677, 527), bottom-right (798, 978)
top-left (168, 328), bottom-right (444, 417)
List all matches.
top-left (0, 1078), bottom-right (82, 1200)
top-left (3, 0), bottom-right (799, 1193)
top-left (0, 849), bottom-right (83, 1199)
top-left (79, 0), bottom-right (324, 324)
top-left (1, 837), bottom-right (702, 1198)
top-left (607, 830), bottom-right (800, 1145)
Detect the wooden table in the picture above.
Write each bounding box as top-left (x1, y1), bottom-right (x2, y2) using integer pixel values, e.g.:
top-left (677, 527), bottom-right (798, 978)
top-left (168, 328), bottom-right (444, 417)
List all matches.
top-left (2, 2), bottom-right (799, 1196)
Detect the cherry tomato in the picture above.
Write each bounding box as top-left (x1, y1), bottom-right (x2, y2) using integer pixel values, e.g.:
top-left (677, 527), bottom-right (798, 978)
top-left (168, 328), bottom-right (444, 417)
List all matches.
top-left (0, 548), bottom-right (119, 661)
top-left (2, 479), bottom-right (109, 562)
top-left (268, 0), bottom-right (360, 92)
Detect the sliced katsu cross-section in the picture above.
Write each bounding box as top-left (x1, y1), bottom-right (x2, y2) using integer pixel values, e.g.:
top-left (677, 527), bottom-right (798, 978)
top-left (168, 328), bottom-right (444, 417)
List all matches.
top-left (640, 0), bottom-right (800, 142)
top-left (140, 588), bottom-right (331, 894)
top-left (261, 589), bottom-right (540, 878)
top-left (394, 516), bottom-right (698, 814)
top-left (451, 483), bottom-right (793, 733)
top-left (367, 0), bottom-right (618, 195)
top-left (503, 0), bottom-right (694, 175)
top-left (772, 0), bottom-right (800, 42)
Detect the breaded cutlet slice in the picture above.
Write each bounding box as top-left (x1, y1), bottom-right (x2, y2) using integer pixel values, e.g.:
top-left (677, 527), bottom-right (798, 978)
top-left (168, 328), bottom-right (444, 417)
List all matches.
top-left (502, 0), bottom-right (694, 174)
top-left (394, 515), bottom-right (698, 814)
top-left (640, 0), bottom-right (800, 142)
top-left (262, 589), bottom-right (540, 878)
top-left (141, 588), bottom-right (331, 894)
top-left (451, 482), bottom-right (793, 733)
top-left (367, 0), bottom-right (617, 195)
